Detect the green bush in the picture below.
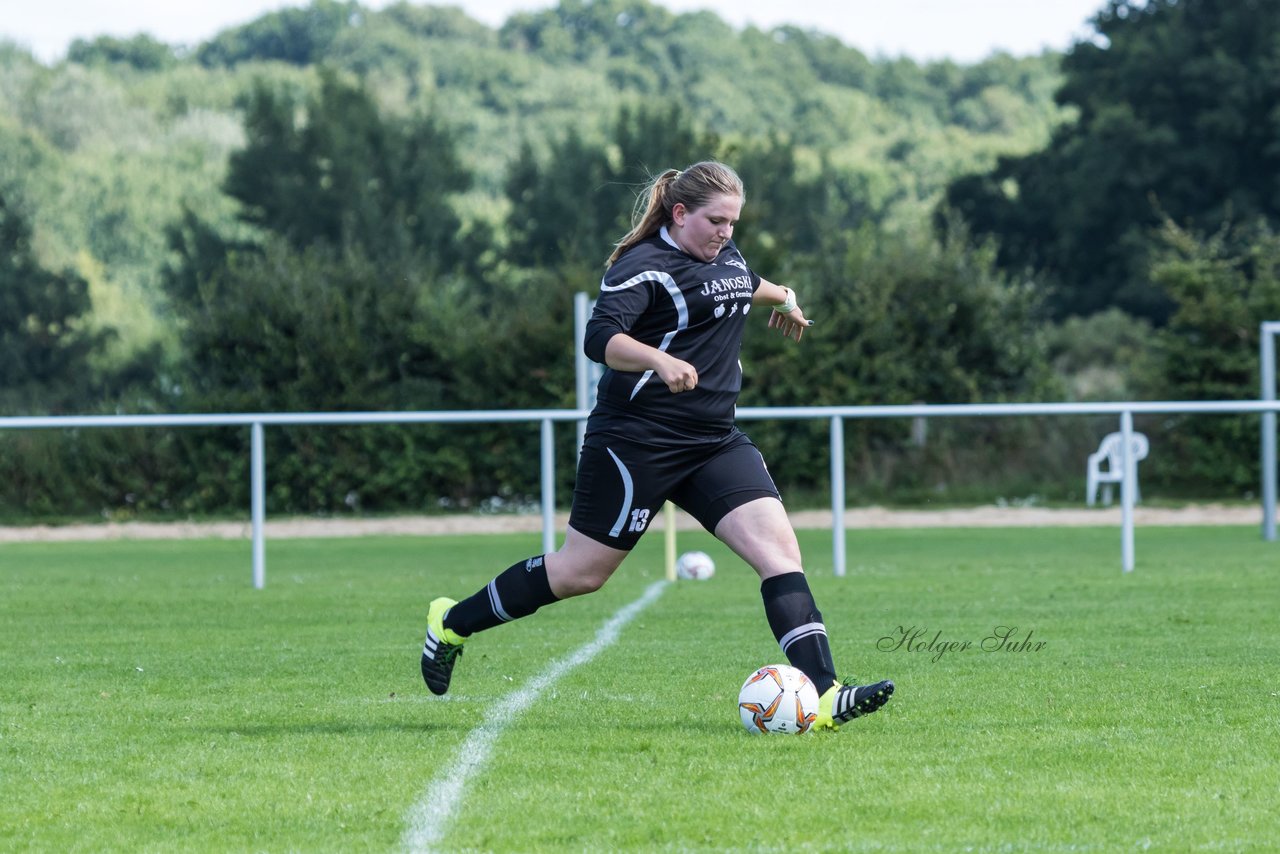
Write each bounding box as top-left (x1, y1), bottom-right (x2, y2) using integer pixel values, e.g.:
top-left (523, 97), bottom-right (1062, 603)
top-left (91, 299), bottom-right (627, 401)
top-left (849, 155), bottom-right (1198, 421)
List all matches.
top-left (1147, 219), bottom-right (1280, 494)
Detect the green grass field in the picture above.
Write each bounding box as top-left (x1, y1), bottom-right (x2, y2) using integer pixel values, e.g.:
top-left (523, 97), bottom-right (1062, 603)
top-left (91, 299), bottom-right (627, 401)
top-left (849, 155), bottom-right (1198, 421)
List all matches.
top-left (2, 525), bottom-right (1277, 852)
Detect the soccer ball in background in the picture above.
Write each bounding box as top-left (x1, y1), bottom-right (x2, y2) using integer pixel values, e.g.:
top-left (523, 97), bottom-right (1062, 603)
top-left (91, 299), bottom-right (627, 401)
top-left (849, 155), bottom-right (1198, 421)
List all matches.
top-left (737, 664), bottom-right (819, 734)
top-left (675, 550), bottom-right (715, 580)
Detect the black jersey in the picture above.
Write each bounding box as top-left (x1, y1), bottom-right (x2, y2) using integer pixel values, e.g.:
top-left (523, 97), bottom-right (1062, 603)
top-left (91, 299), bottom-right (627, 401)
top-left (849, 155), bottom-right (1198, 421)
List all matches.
top-left (583, 228), bottom-right (761, 441)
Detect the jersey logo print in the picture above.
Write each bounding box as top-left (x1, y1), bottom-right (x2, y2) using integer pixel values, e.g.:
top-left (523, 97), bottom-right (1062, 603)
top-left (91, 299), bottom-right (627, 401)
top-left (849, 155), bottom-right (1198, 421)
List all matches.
top-left (604, 447), bottom-right (636, 538)
top-left (599, 270), bottom-right (688, 400)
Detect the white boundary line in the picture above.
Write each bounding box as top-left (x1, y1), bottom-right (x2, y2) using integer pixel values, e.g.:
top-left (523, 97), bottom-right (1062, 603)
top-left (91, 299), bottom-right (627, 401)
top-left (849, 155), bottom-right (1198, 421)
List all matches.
top-left (401, 580), bottom-right (668, 853)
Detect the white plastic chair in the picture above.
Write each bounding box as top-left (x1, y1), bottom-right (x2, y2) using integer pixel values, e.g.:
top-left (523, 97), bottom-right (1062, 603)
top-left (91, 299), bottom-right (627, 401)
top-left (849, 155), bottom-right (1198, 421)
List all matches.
top-left (1086, 431), bottom-right (1149, 506)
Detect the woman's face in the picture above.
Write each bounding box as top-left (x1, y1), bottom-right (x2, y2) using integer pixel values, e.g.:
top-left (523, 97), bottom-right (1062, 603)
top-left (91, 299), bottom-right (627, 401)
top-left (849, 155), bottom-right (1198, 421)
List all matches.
top-left (671, 193), bottom-right (742, 262)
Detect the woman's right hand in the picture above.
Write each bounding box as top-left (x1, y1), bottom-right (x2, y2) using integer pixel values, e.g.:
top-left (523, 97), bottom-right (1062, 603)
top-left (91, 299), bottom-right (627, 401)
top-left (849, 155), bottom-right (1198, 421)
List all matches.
top-left (656, 356), bottom-right (699, 394)
top-left (605, 334), bottom-right (698, 393)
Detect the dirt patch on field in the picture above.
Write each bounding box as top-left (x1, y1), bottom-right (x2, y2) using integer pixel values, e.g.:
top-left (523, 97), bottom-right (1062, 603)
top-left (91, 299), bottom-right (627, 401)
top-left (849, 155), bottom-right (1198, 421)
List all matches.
top-left (0, 504), bottom-right (1261, 543)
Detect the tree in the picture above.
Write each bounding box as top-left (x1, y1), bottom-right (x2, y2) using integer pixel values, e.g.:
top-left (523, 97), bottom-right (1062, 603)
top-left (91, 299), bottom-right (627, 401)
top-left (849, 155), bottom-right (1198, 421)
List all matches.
top-left (611, 101), bottom-right (708, 189)
top-left (163, 70), bottom-right (466, 375)
top-left (508, 127), bottom-right (616, 267)
top-left (504, 101), bottom-right (711, 268)
top-left (0, 191), bottom-right (105, 412)
top-left (730, 134), bottom-right (875, 271)
top-left (196, 0), bottom-right (359, 68)
top-left (944, 0), bottom-right (1280, 323)
top-left (156, 70), bottom-right (480, 512)
top-left (222, 69), bottom-right (469, 268)
top-left (1148, 217), bottom-right (1280, 492)
top-left (160, 239), bottom-right (464, 513)
top-left (738, 220), bottom-right (1057, 501)
top-left (67, 35), bottom-right (178, 71)
top-left (169, 241), bottom-right (443, 411)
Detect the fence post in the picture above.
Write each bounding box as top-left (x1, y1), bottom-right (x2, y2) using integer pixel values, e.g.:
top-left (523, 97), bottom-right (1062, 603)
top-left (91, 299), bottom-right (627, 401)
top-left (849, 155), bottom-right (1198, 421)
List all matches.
top-left (251, 421), bottom-right (266, 589)
top-left (574, 293), bottom-right (592, 461)
top-left (1120, 411), bottom-right (1135, 573)
top-left (830, 415), bottom-right (846, 577)
top-left (1262, 322), bottom-right (1277, 541)
top-left (541, 418), bottom-right (556, 555)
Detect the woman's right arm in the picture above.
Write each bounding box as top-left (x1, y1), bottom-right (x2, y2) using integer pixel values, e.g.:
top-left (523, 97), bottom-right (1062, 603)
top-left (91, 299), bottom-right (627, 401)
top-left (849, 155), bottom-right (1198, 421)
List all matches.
top-left (604, 334), bottom-right (699, 394)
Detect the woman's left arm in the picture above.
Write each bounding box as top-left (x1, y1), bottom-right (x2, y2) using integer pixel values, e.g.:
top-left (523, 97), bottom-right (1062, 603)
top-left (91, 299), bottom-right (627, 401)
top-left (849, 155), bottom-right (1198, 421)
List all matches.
top-left (754, 277), bottom-right (813, 342)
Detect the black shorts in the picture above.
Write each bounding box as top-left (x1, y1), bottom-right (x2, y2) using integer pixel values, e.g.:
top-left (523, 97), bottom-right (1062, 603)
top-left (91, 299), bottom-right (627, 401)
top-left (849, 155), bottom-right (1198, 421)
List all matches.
top-left (568, 428), bottom-right (780, 550)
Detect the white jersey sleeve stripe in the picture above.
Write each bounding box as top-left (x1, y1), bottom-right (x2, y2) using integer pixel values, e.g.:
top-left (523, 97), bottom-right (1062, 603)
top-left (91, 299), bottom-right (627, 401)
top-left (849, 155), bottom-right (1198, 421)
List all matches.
top-left (600, 270), bottom-right (688, 401)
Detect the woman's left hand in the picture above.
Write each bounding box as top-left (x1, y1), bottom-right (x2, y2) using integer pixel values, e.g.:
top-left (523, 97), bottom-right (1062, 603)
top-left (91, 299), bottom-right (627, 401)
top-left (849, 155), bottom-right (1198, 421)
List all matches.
top-left (767, 307), bottom-right (813, 342)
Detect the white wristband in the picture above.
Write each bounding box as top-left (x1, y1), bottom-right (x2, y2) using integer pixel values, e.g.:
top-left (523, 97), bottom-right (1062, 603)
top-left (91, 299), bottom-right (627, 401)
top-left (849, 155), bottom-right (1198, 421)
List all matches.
top-left (774, 287), bottom-right (797, 314)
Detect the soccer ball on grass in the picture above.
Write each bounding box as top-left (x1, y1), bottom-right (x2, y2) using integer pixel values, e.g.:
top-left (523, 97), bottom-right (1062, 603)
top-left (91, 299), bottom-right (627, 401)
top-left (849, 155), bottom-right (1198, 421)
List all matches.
top-left (675, 550), bottom-right (715, 580)
top-left (737, 664), bottom-right (819, 734)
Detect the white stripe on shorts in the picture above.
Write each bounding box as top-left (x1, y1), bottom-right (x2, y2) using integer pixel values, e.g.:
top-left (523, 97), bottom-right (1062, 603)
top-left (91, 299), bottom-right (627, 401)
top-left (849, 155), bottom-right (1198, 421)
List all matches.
top-left (605, 447), bottom-right (635, 538)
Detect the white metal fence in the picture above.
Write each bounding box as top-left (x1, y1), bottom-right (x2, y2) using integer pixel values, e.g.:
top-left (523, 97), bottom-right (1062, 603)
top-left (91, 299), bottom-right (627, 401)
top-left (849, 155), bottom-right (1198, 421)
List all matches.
top-left (2, 399), bottom-right (1278, 586)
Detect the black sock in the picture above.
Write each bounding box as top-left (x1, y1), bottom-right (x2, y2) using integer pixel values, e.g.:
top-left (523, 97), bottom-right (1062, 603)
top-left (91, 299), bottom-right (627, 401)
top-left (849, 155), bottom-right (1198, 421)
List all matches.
top-left (443, 555), bottom-right (558, 637)
top-left (760, 572), bottom-right (838, 695)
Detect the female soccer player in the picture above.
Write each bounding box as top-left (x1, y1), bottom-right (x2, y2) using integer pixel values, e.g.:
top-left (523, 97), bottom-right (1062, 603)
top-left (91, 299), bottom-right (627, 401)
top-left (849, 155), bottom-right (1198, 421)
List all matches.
top-left (421, 161), bottom-right (893, 729)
